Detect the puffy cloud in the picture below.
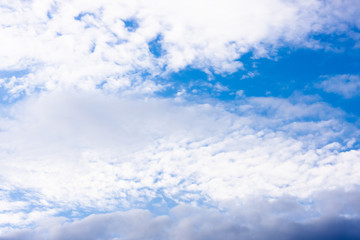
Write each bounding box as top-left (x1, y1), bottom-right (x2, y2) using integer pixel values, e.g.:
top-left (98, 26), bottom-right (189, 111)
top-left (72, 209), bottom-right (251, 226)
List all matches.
top-left (0, 0), bottom-right (359, 95)
top-left (317, 74), bottom-right (360, 98)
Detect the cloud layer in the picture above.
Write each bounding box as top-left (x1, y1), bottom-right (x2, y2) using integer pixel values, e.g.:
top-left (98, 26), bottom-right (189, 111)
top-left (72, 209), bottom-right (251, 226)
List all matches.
top-left (0, 91), bottom-right (359, 235)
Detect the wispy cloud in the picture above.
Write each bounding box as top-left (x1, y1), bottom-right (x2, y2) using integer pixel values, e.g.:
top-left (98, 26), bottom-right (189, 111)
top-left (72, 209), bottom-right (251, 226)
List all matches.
top-left (317, 74), bottom-right (360, 98)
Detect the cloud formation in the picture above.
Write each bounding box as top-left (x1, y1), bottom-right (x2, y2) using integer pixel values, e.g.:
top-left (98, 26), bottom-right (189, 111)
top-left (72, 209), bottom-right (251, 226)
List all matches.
top-left (0, 91), bottom-right (359, 234)
top-left (0, 0), bottom-right (360, 95)
top-left (0, 0), bottom-right (360, 238)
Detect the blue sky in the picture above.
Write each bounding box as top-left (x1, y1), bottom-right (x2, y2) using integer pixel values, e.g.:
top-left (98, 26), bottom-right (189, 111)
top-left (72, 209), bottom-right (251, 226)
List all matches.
top-left (0, 0), bottom-right (360, 239)
top-left (157, 37), bottom-right (360, 115)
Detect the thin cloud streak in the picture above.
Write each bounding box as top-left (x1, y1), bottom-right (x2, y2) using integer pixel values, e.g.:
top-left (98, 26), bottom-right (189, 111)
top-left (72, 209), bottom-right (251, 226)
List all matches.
top-left (318, 74), bottom-right (360, 98)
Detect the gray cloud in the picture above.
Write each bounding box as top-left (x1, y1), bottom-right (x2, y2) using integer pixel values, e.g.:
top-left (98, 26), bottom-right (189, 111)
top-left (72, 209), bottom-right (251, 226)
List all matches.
top-left (2, 189), bottom-right (360, 240)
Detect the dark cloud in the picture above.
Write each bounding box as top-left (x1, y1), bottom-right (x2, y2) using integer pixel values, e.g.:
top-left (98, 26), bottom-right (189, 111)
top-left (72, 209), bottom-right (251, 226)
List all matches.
top-left (2, 190), bottom-right (360, 240)
top-left (286, 217), bottom-right (360, 240)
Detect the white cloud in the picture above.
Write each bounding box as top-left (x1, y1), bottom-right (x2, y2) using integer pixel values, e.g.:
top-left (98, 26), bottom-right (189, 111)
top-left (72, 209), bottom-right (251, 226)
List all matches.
top-left (0, 0), bottom-right (359, 95)
top-left (235, 89), bottom-right (245, 98)
top-left (0, 91), bottom-right (359, 232)
top-left (241, 71), bottom-right (259, 80)
top-left (318, 74), bottom-right (360, 98)
top-left (0, 0), bottom-right (360, 235)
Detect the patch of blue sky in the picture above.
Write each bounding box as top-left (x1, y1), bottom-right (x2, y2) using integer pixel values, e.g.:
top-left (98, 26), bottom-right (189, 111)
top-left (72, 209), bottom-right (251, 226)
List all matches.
top-left (169, 189), bottom-right (211, 207)
top-left (96, 80), bottom-right (107, 90)
top-left (90, 42), bottom-right (96, 53)
top-left (74, 12), bottom-right (96, 21)
top-left (54, 207), bottom-right (113, 221)
top-left (0, 4), bottom-right (14, 12)
top-left (46, 2), bottom-right (58, 20)
top-left (145, 190), bottom-right (178, 216)
top-left (154, 67), bottom-right (211, 97)
top-left (123, 18), bottom-right (139, 32)
top-left (154, 34), bottom-right (360, 119)
top-left (8, 189), bottom-right (29, 201)
top-left (48, 190), bottom-right (168, 219)
top-left (54, 193), bottom-right (176, 221)
top-left (0, 189), bottom-right (54, 222)
top-left (52, 192), bottom-right (156, 220)
top-left (0, 86), bottom-right (35, 107)
top-left (0, 69), bottom-right (30, 105)
top-left (237, 44), bottom-right (360, 116)
top-left (106, 33), bottom-right (127, 47)
top-left (148, 34), bottom-right (164, 58)
top-left (0, 69), bottom-right (29, 79)
top-left (46, 11), bottom-right (52, 19)
top-left (52, 188), bottom-right (205, 218)
top-left (106, 39), bottom-right (127, 47)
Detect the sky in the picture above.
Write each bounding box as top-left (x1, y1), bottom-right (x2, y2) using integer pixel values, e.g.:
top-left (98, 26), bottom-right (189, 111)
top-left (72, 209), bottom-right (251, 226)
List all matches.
top-left (0, 0), bottom-right (360, 239)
